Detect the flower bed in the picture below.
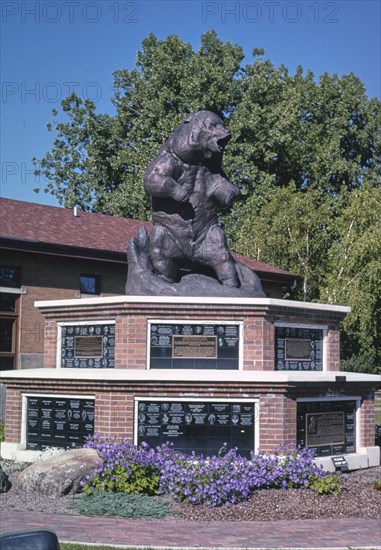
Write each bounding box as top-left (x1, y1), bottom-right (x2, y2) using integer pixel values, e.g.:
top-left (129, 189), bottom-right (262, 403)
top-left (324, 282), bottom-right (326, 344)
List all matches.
top-left (83, 435), bottom-right (326, 506)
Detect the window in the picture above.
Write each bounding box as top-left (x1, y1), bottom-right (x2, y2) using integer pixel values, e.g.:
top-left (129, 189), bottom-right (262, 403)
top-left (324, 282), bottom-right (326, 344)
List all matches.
top-left (0, 265), bottom-right (21, 370)
top-left (0, 293), bottom-right (18, 370)
top-left (0, 318), bottom-right (15, 353)
top-left (0, 265), bottom-right (21, 288)
top-left (80, 274), bottom-right (101, 295)
top-left (0, 293), bottom-right (17, 312)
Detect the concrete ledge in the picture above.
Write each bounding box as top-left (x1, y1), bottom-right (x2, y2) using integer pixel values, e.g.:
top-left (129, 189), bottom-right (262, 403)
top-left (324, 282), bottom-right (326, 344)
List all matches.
top-left (35, 294), bottom-right (352, 313)
top-left (1, 368), bottom-right (380, 384)
top-left (315, 447), bottom-right (380, 472)
top-left (1, 442), bottom-right (45, 463)
top-left (1, 443), bottom-right (67, 463)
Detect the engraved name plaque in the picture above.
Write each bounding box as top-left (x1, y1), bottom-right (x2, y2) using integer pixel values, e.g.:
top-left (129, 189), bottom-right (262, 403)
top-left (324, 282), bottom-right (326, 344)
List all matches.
top-left (150, 323), bottom-right (239, 369)
top-left (137, 400), bottom-right (255, 458)
top-left (297, 400), bottom-right (356, 457)
top-left (285, 338), bottom-right (311, 361)
top-left (305, 412), bottom-right (345, 447)
top-left (26, 396), bottom-right (94, 451)
top-left (173, 336), bottom-right (217, 359)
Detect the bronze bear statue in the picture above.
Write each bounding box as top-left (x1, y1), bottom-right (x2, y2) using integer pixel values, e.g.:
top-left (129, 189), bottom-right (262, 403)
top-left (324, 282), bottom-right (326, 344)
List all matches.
top-left (144, 110), bottom-right (241, 287)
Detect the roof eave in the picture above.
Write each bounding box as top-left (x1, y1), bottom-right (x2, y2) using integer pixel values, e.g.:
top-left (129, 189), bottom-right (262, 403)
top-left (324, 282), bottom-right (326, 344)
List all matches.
top-left (0, 237), bottom-right (127, 264)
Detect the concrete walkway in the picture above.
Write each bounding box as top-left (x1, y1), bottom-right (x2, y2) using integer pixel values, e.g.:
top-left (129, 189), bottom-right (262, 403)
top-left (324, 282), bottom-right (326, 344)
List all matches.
top-left (0, 510), bottom-right (380, 549)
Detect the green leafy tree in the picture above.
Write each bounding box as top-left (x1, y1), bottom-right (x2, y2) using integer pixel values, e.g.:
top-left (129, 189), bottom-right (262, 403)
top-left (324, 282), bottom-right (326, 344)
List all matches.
top-left (34, 33), bottom-right (380, 216)
top-left (225, 56), bottom-right (380, 197)
top-left (229, 185), bottom-right (334, 301)
top-left (34, 31), bottom-right (244, 218)
top-left (321, 185), bottom-right (381, 372)
top-left (34, 32), bottom-right (381, 371)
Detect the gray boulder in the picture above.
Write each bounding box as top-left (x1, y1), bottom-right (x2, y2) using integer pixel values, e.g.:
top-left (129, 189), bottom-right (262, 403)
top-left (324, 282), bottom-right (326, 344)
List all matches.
top-left (16, 448), bottom-right (100, 496)
top-left (0, 465), bottom-right (12, 493)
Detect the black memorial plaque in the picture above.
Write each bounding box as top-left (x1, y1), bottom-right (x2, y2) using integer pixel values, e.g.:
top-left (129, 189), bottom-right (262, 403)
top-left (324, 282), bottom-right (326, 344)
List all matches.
top-left (137, 400), bottom-right (255, 458)
top-left (61, 324), bottom-right (115, 368)
top-left (275, 326), bottom-right (323, 370)
top-left (297, 400), bottom-right (356, 457)
top-left (26, 396), bottom-right (95, 450)
top-left (150, 323), bottom-right (239, 369)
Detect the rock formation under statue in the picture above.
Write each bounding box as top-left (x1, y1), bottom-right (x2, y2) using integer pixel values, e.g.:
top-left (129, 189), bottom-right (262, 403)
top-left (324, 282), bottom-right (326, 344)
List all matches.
top-left (126, 110), bottom-right (265, 297)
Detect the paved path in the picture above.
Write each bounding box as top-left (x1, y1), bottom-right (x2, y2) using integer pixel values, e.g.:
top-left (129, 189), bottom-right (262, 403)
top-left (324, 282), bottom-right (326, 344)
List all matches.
top-left (0, 510), bottom-right (380, 548)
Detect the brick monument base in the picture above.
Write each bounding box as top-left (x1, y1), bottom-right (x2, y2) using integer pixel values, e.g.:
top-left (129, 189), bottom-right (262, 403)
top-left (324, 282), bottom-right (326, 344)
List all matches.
top-left (1, 296), bottom-right (379, 470)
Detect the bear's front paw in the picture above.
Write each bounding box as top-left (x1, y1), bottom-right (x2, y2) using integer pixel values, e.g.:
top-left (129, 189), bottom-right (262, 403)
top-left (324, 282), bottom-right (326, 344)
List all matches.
top-left (173, 187), bottom-right (190, 202)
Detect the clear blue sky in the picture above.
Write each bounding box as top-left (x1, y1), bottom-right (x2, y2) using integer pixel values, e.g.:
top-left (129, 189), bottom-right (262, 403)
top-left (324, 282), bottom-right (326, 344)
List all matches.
top-left (1, 0), bottom-right (380, 206)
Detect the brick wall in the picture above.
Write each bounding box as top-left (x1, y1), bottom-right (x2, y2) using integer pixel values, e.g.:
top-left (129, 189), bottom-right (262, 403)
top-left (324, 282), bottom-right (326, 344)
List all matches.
top-left (3, 378), bottom-right (376, 454)
top-left (2, 251), bottom-right (126, 367)
top-left (326, 325), bottom-right (341, 371)
top-left (38, 300), bottom-right (344, 372)
top-left (360, 394), bottom-right (376, 447)
top-left (95, 391), bottom-right (134, 439)
top-left (4, 388), bottom-right (22, 443)
top-left (3, 378), bottom-right (289, 447)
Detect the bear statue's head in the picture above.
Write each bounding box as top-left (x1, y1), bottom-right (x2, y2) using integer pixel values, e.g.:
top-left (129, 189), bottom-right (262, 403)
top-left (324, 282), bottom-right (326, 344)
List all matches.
top-left (169, 111), bottom-right (232, 164)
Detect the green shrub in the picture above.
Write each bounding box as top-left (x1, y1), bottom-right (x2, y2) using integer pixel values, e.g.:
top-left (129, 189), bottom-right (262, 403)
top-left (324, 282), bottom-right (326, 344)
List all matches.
top-left (341, 348), bottom-right (380, 374)
top-left (0, 421), bottom-right (5, 443)
top-left (84, 463), bottom-right (160, 496)
top-left (307, 474), bottom-right (342, 494)
top-left (71, 491), bottom-right (171, 518)
top-left (373, 479), bottom-right (381, 490)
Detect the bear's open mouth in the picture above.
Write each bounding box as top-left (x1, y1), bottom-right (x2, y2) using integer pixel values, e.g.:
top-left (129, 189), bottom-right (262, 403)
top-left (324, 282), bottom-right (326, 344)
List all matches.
top-left (217, 134), bottom-right (231, 151)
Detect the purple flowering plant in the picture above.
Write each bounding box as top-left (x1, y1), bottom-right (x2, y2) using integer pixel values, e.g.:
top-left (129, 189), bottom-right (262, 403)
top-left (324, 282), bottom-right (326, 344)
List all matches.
top-left (82, 434), bottom-right (163, 495)
top-left (83, 435), bottom-right (325, 506)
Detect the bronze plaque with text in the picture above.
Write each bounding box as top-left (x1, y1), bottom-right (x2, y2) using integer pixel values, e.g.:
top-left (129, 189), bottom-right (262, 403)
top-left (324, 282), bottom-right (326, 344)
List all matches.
top-left (173, 335), bottom-right (217, 359)
top-left (305, 412), bottom-right (345, 447)
top-left (285, 338), bottom-right (311, 360)
top-left (74, 336), bottom-right (103, 358)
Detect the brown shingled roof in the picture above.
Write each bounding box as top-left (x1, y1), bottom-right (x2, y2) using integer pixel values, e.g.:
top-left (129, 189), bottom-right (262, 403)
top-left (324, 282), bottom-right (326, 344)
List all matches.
top-left (0, 197), bottom-right (297, 280)
top-left (0, 197), bottom-right (151, 255)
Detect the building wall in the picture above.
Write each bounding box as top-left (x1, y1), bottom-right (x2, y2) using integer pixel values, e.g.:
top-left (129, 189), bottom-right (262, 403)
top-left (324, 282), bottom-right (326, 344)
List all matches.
top-left (1, 250), bottom-right (127, 369)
